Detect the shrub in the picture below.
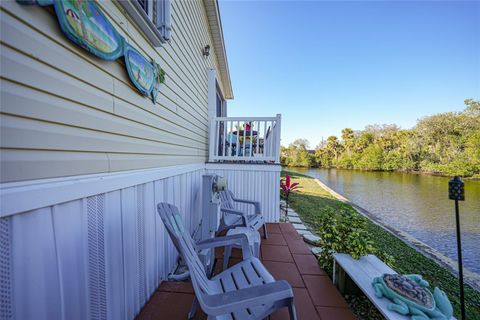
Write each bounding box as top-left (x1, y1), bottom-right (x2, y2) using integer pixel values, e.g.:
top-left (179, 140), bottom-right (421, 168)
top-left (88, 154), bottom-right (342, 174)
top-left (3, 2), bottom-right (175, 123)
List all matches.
top-left (314, 206), bottom-right (394, 271)
top-left (382, 150), bottom-right (403, 171)
top-left (421, 158), bottom-right (478, 177)
top-left (336, 153), bottom-right (354, 169)
top-left (355, 144), bottom-right (384, 170)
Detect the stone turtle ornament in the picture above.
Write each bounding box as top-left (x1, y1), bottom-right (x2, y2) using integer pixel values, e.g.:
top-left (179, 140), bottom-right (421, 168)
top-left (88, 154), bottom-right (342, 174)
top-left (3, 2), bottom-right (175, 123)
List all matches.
top-left (372, 274), bottom-right (453, 320)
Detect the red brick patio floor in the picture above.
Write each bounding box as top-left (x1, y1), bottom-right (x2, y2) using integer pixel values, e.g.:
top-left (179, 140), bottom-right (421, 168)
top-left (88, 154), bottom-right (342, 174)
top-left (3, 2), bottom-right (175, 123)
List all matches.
top-left (137, 223), bottom-right (356, 320)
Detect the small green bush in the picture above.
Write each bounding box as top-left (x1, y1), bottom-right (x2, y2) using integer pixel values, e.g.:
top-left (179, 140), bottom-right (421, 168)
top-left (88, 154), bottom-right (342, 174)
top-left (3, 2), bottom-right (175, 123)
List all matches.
top-left (355, 144), bottom-right (384, 171)
top-left (314, 206), bottom-right (394, 270)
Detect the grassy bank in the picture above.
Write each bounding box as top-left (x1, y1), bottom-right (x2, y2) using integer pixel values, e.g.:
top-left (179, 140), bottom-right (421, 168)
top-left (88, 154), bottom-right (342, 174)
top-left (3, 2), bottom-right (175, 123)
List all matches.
top-left (282, 170), bottom-right (480, 319)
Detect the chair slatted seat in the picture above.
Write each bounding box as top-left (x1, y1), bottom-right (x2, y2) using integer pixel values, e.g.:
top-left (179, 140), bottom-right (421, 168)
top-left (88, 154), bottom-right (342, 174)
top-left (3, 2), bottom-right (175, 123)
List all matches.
top-left (157, 202), bottom-right (296, 320)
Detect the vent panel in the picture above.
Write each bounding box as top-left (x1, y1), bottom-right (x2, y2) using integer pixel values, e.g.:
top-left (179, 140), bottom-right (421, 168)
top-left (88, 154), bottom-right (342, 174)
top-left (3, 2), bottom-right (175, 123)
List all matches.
top-left (136, 185), bottom-right (146, 302)
top-left (87, 195), bottom-right (107, 320)
top-left (0, 218), bottom-right (12, 320)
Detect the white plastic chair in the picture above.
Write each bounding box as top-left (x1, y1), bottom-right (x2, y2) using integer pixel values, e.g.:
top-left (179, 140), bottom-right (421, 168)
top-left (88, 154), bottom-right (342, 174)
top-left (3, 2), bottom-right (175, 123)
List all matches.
top-left (157, 202), bottom-right (297, 320)
top-left (219, 190), bottom-right (268, 239)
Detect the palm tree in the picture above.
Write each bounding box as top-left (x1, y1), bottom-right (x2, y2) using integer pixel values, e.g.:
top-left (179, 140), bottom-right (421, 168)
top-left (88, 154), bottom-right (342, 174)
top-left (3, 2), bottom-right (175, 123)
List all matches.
top-left (341, 128), bottom-right (355, 153)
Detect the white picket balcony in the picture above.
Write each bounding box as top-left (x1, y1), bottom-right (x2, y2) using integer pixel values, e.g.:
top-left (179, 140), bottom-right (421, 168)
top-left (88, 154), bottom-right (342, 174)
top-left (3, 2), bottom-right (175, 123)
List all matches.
top-left (209, 114), bottom-right (282, 163)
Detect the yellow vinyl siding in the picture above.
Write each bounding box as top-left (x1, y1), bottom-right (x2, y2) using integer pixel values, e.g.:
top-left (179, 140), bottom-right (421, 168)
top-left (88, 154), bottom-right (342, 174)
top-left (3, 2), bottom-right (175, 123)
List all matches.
top-left (0, 0), bottom-right (224, 182)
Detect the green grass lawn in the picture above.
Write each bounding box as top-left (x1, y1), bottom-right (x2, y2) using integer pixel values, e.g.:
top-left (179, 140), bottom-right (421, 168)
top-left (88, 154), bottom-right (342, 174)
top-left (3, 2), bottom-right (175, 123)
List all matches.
top-left (282, 170), bottom-right (480, 319)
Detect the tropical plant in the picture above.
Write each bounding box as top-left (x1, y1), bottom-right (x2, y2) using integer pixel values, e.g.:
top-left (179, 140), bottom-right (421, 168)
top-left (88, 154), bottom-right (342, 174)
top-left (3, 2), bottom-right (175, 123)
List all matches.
top-left (280, 175), bottom-right (301, 214)
top-left (341, 128), bottom-right (355, 153)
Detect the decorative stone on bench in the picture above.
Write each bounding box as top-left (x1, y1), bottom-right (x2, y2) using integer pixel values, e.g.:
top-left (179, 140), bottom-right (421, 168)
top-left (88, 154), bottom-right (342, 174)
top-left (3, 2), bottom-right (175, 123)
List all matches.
top-left (333, 254), bottom-right (456, 320)
top-left (373, 274), bottom-right (453, 320)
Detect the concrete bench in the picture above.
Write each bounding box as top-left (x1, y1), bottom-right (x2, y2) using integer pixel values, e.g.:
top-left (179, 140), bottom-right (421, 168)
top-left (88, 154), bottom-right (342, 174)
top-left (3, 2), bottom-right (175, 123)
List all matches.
top-left (333, 254), bottom-right (456, 320)
top-left (333, 253), bottom-right (411, 320)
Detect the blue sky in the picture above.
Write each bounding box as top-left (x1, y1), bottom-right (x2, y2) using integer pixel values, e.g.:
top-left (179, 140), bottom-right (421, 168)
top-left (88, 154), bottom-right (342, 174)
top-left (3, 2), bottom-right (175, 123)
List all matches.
top-left (219, 1), bottom-right (480, 147)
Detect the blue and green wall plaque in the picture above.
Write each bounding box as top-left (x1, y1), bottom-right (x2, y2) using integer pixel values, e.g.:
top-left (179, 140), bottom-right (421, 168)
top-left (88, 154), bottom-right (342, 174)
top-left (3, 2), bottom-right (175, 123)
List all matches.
top-left (125, 44), bottom-right (155, 97)
top-left (17, 0), bottom-right (165, 103)
top-left (54, 0), bottom-right (124, 60)
top-left (17, 0), bottom-right (54, 6)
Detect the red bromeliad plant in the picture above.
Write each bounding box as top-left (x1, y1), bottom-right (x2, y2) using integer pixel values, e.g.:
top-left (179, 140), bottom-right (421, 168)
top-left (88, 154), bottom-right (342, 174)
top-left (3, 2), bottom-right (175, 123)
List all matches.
top-left (280, 175), bottom-right (301, 214)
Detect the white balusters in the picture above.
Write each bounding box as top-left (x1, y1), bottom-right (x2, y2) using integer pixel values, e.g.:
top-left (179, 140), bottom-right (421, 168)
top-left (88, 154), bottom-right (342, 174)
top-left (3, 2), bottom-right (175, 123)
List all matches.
top-left (209, 116), bottom-right (281, 163)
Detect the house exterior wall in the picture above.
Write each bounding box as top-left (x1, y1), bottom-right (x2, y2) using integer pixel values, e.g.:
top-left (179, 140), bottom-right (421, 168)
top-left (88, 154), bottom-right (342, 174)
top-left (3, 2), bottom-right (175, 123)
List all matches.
top-left (0, 164), bottom-right (204, 320)
top-left (0, 2), bottom-right (282, 319)
top-left (206, 163), bottom-right (281, 222)
top-left (0, 0), bottom-right (225, 183)
top-left (0, 162), bottom-right (280, 320)
top-left (0, 1), bottom-right (230, 318)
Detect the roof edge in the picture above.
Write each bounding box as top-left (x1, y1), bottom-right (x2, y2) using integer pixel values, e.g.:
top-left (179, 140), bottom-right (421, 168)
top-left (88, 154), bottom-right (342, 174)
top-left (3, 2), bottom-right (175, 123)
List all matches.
top-left (203, 0), bottom-right (233, 99)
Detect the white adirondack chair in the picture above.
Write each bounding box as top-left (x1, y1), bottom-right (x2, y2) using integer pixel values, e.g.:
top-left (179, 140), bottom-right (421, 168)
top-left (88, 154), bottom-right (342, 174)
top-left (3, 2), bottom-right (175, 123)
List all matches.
top-left (157, 202), bottom-right (297, 320)
top-left (219, 190), bottom-right (268, 239)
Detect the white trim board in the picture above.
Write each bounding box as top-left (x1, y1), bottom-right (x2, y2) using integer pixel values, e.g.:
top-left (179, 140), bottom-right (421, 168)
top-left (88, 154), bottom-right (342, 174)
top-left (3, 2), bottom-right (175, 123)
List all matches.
top-left (1, 162), bottom-right (281, 217)
top-left (206, 163), bottom-right (281, 172)
top-left (0, 163), bottom-right (204, 217)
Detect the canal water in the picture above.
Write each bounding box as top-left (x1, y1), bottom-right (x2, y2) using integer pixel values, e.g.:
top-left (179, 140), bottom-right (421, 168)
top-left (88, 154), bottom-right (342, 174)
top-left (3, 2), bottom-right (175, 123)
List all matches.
top-left (291, 168), bottom-right (480, 274)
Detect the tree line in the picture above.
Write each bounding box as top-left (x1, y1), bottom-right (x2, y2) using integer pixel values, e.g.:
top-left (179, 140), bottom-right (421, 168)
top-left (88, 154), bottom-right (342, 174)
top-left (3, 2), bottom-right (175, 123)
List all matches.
top-left (281, 99), bottom-right (480, 177)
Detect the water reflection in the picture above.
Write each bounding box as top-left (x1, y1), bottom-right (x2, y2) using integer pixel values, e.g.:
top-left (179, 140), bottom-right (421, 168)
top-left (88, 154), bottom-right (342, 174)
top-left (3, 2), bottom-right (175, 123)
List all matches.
top-left (291, 168), bottom-right (480, 274)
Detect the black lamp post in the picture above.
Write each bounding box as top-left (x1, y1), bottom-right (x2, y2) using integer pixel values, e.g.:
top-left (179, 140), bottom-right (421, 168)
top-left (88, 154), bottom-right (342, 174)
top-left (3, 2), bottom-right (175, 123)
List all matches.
top-left (448, 176), bottom-right (466, 320)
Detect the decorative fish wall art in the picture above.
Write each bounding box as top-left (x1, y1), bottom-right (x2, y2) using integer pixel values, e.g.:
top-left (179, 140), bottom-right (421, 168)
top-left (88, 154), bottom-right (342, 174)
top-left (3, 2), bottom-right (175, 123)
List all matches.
top-left (17, 0), bottom-right (166, 103)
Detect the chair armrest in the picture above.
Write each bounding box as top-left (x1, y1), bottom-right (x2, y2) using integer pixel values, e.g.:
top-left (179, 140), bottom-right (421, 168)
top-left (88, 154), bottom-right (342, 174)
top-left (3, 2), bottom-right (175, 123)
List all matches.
top-left (221, 207), bottom-right (250, 227)
top-left (196, 234), bottom-right (252, 260)
top-left (202, 280), bottom-right (293, 316)
top-left (231, 197), bottom-right (261, 215)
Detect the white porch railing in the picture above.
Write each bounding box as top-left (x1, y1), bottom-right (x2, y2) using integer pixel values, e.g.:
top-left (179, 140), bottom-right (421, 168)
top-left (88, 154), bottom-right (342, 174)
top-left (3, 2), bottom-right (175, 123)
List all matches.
top-left (209, 114), bottom-right (281, 163)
